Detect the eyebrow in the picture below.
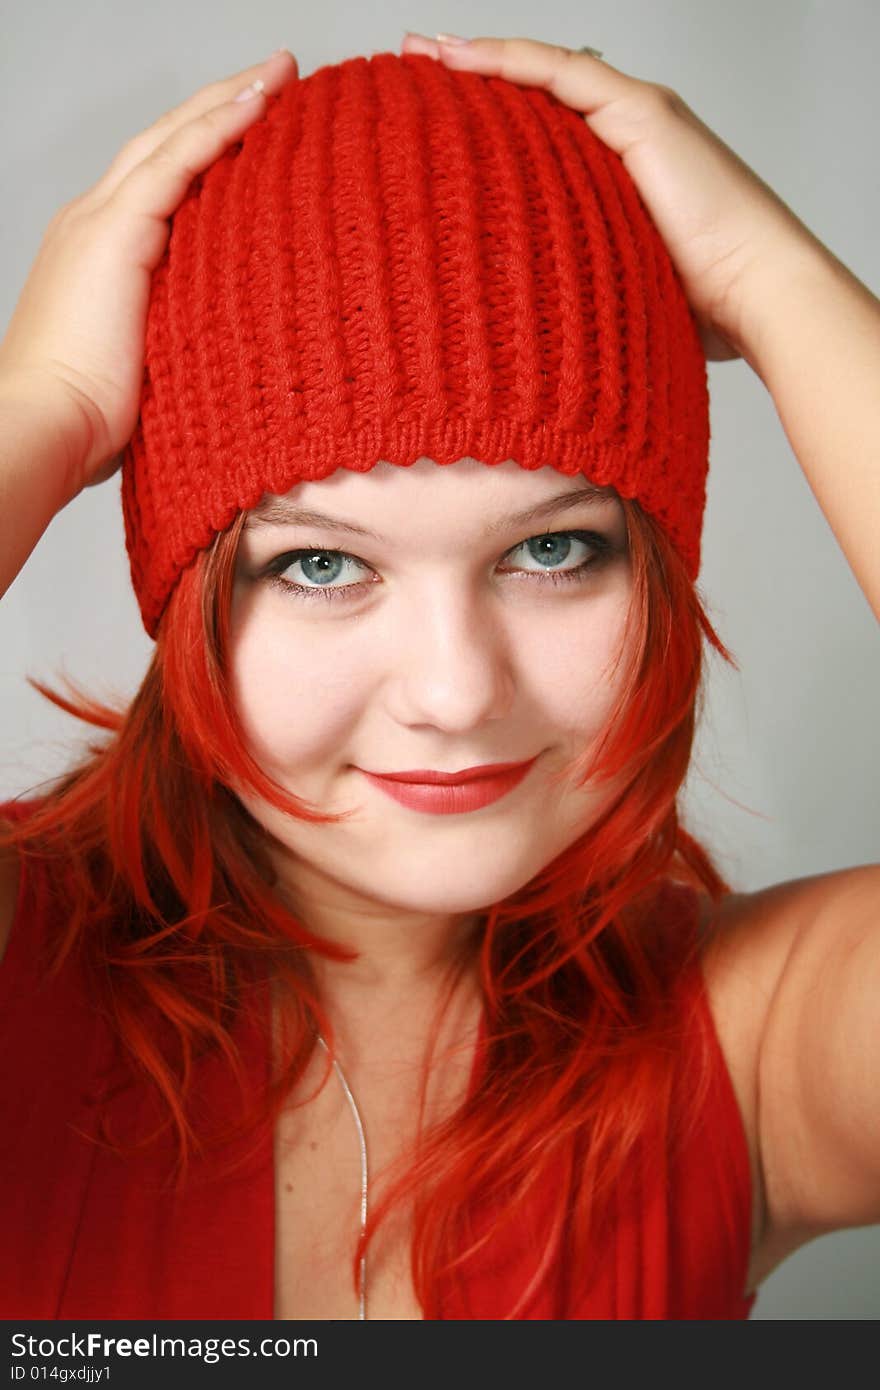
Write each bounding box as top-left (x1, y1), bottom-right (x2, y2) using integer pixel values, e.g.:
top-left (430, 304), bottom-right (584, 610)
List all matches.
top-left (243, 482), bottom-right (618, 540)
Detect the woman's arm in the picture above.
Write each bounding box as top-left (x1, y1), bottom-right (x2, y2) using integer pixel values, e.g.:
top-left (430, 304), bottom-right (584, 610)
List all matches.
top-left (410, 33), bottom-right (880, 628)
top-left (762, 863), bottom-right (880, 1237)
top-left (740, 244), bottom-right (880, 622)
top-left (0, 51), bottom-right (296, 604)
top-left (0, 375), bottom-right (88, 601)
top-left (714, 180), bottom-right (880, 1243)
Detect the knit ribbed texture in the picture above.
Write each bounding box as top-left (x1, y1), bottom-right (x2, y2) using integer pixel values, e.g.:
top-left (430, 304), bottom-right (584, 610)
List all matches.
top-left (122, 51), bottom-right (710, 640)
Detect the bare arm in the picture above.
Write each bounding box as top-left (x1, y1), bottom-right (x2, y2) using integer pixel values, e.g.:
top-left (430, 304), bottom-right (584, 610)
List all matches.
top-left (743, 245), bottom-right (880, 623)
top-left (0, 53), bottom-right (296, 605)
top-left (0, 373), bottom-right (90, 601)
top-left (757, 864), bottom-right (880, 1240)
top-left (0, 376), bottom-right (87, 965)
top-left (710, 245), bottom-right (880, 1244)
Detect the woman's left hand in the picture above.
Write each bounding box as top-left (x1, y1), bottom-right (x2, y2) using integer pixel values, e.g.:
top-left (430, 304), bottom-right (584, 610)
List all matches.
top-left (401, 33), bottom-right (830, 363)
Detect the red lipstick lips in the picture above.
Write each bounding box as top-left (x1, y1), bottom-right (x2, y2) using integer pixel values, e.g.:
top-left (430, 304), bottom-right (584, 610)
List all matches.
top-left (373, 760), bottom-right (533, 785)
top-left (358, 757), bottom-right (539, 815)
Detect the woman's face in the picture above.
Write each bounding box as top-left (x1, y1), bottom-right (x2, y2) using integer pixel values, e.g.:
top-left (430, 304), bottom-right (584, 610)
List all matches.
top-left (228, 458), bottom-right (635, 939)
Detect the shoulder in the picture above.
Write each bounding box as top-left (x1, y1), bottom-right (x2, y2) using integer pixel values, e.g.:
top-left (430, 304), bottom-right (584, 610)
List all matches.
top-left (697, 880), bottom-right (805, 1293)
top-left (697, 864), bottom-right (880, 1293)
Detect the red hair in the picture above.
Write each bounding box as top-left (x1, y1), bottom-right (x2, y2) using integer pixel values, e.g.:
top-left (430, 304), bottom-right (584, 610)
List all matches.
top-left (0, 493), bottom-right (737, 1318)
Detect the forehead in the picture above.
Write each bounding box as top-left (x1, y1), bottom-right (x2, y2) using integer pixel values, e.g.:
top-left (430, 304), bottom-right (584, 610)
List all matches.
top-left (245, 457), bottom-right (622, 541)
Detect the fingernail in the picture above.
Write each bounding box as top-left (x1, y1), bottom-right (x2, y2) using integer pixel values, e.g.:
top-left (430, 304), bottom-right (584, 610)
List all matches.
top-left (435, 33), bottom-right (471, 45)
top-left (234, 78), bottom-right (265, 102)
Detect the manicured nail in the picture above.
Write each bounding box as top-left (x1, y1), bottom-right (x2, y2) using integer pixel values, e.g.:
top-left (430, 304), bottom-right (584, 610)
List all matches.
top-left (435, 33), bottom-right (470, 45)
top-left (234, 78), bottom-right (265, 102)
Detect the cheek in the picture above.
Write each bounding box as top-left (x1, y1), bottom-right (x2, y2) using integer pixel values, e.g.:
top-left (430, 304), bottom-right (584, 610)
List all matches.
top-left (519, 589), bottom-right (634, 736)
top-left (227, 611), bottom-right (373, 775)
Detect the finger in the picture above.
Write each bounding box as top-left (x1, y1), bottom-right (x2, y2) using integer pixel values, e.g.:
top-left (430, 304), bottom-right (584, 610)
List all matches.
top-left (88, 50), bottom-right (297, 202)
top-left (403, 33), bottom-right (641, 116)
top-left (104, 82), bottom-right (284, 230)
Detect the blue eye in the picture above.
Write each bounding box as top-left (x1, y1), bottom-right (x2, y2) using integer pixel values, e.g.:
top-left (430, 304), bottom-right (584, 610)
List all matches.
top-left (263, 530), bottom-right (614, 604)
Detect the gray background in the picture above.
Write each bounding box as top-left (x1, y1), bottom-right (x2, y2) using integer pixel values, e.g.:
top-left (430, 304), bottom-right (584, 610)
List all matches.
top-left (2, 0), bottom-right (878, 1318)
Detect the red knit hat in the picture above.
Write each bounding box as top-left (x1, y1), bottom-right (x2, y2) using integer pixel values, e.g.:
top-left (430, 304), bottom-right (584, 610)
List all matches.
top-left (122, 50), bottom-right (709, 640)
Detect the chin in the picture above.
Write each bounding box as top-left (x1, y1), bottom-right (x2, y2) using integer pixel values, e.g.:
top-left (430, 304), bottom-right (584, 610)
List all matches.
top-left (349, 843), bottom-right (556, 917)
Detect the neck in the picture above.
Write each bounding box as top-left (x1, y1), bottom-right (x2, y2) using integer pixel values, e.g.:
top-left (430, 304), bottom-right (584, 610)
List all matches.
top-left (271, 852), bottom-right (483, 995)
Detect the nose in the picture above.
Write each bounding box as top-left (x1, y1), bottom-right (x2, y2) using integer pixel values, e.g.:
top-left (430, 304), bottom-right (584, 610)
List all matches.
top-left (386, 583), bottom-right (515, 732)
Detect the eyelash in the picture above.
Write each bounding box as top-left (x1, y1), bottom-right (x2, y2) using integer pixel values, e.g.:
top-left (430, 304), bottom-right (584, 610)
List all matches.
top-left (262, 530), bottom-right (615, 605)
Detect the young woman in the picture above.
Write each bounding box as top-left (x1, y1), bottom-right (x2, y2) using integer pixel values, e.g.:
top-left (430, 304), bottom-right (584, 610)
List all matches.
top-left (0, 34), bottom-right (877, 1321)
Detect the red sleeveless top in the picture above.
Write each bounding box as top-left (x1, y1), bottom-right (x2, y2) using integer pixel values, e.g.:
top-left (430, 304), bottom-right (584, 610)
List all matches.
top-left (0, 798), bottom-right (757, 1319)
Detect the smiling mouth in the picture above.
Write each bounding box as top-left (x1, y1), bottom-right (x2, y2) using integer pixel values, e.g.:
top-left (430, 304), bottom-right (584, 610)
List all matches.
top-left (356, 758), bottom-right (540, 816)
top-left (364, 759), bottom-right (537, 787)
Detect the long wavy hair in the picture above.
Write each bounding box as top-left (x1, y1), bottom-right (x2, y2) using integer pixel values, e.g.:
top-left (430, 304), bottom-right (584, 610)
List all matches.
top-left (0, 489), bottom-right (737, 1317)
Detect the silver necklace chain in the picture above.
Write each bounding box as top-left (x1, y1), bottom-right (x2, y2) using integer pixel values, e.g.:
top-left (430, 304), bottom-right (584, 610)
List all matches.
top-left (316, 1033), bottom-right (368, 1320)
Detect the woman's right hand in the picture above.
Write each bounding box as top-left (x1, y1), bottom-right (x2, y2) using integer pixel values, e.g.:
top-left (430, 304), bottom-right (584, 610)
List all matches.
top-left (0, 49), bottom-right (297, 497)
